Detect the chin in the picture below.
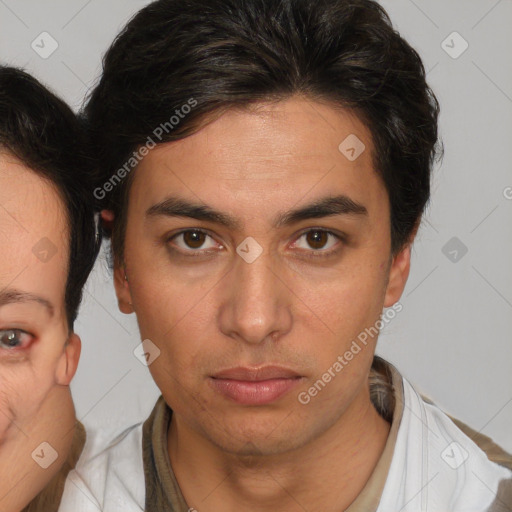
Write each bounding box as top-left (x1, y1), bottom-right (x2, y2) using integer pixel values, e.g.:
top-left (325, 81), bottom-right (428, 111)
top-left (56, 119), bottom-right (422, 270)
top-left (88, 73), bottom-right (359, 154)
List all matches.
top-left (209, 420), bottom-right (307, 458)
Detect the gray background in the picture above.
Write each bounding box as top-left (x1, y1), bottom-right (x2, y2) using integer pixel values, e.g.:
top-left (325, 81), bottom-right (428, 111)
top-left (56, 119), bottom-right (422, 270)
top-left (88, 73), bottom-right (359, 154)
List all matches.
top-left (0, 0), bottom-right (511, 451)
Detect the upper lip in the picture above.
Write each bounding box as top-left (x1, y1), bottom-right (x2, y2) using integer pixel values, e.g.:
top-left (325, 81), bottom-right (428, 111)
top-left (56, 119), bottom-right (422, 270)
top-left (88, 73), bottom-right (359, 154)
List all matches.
top-left (211, 366), bottom-right (302, 381)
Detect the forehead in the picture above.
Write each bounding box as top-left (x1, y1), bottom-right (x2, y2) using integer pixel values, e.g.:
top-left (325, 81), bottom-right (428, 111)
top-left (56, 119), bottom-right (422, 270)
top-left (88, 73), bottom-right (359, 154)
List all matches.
top-left (0, 153), bottom-right (69, 311)
top-left (130, 97), bottom-right (387, 222)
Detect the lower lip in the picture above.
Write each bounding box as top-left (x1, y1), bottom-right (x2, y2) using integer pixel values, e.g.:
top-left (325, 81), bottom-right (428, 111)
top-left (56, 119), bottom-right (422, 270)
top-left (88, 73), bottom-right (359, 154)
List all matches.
top-left (209, 377), bottom-right (302, 405)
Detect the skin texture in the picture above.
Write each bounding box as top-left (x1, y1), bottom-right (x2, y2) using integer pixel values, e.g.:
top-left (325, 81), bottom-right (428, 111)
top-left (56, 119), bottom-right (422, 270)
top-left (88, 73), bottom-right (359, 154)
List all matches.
top-left (0, 153), bottom-right (80, 512)
top-left (113, 96), bottom-right (412, 511)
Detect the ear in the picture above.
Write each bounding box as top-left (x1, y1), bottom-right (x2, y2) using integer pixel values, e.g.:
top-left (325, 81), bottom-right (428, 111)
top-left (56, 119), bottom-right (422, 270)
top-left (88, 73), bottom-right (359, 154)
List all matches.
top-left (384, 218), bottom-right (421, 307)
top-left (55, 333), bottom-right (81, 386)
top-left (114, 262), bottom-right (135, 314)
top-left (383, 243), bottom-right (412, 307)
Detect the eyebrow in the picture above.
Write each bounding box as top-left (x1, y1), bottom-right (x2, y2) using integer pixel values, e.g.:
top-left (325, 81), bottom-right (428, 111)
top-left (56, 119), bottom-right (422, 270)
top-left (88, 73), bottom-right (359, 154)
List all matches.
top-left (0, 289), bottom-right (55, 317)
top-left (146, 194), bottom-right (368, 230)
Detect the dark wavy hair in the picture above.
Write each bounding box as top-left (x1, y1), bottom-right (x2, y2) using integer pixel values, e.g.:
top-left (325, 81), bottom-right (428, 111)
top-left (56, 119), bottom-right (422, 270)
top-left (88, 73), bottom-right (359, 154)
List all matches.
top-left (86, 0), bottom-right (442, 259)
top-left (0, 66), bottom-right (101, 329)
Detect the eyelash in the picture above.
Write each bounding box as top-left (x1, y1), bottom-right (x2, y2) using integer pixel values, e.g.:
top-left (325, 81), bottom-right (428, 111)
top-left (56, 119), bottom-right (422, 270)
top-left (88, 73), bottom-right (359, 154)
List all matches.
top-left (166, 228), bottom-right (344, 259)
top-left (0, 329), bottom-right (34, 352)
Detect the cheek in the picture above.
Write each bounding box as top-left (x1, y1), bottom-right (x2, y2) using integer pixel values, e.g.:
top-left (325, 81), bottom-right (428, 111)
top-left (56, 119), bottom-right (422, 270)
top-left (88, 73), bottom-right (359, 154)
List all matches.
top-left (130, 261), bottom-right (218, 341)
top-left (139, 301), bottom-right (214, 387)
top-left (132, 284), bottom-right (229, 409)
top-left (0, 383), bottom-right (16, 441)
top-left (291, 257), bottom-right (388, 337)
top-left (0, 372), bottom-right (34, 441)
top-left (331, 277), bottom-right (386, 337)
top-left (0, 364), bottom-right (56, 432)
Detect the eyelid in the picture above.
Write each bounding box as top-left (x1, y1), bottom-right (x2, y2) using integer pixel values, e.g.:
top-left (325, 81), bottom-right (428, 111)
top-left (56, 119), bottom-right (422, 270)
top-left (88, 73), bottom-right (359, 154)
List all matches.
top-left (166, 228), bottom-right (223, 255)
top-left (290, 227), bottom-right (344, 257)
top-left (295, 226), bottom-right (345, 241)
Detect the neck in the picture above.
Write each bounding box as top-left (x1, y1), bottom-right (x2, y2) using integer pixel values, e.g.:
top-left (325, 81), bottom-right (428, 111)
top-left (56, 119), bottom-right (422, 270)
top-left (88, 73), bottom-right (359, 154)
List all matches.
top-left (168, 386), bottom-right (390, 512)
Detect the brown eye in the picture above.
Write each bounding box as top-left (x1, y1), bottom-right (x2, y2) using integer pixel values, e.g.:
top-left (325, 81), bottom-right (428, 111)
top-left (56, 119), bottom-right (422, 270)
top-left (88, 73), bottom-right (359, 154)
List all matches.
top-left (183, 230), bottom-right (207, 249)
top-left (293, 229), bottom-right (342, 257)
top-left (168, 229), bottom-right (220, 254)
top-left (305, 230), bottom-right (329, 250)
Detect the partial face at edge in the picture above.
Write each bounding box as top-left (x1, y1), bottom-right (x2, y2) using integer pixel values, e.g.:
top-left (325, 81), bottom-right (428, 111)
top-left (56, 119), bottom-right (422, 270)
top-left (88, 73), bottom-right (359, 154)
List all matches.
top-left (115, 97), bottom-right (411, 456)
top-left (0, 153), bottom-right (79, 445)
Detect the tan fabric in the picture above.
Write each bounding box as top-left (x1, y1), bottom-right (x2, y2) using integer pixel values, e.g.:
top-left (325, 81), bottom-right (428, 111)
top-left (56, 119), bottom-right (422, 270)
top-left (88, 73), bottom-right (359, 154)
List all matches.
top-left (486, 478), bottom-right (512, 512)
top-left (23, 421), bottom-right (86, 512)
top-left (143, 400), bottom-right (190, 512)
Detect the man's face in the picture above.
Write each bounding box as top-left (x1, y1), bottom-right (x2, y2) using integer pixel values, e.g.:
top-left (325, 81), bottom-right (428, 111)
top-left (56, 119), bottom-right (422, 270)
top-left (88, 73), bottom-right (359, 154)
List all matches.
top-left (116, 97), bottom-right (410, 456)
top-left (0, 153), bottom-right (75, 444)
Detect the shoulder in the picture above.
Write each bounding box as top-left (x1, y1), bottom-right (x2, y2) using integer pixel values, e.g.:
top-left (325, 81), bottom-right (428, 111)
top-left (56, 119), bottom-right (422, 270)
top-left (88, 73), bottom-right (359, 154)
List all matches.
top-left (443, 413), bottom-right (512, 472)
top-left (378, 371), bottom-right (512, 512)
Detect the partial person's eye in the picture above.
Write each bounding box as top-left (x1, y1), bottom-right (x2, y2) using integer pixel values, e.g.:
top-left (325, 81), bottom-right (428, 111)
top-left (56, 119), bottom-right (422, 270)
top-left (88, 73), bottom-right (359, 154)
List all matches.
top-left (0, 329), bottom-right (34, 350)
top-left (167, 229), bottom-right (223, 255)
top-left (292, 228), bottom-right (343, 257)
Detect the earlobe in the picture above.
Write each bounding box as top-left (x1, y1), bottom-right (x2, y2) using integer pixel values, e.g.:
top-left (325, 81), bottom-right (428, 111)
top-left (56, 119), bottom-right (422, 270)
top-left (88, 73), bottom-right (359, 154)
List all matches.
top-left (100, 209), bottom-right (115, 230)
top-left (383, 243), bottom-right (412, 307)
top-left (55, 333), bottom-right (82, 386)
top-left (114, 264), bottom-right (135, 314)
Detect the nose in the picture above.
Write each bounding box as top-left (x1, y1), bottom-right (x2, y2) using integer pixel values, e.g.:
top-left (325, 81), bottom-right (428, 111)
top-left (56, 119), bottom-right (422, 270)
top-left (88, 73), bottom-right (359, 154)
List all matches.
top-left (218, 248), bottom-right (292, 346)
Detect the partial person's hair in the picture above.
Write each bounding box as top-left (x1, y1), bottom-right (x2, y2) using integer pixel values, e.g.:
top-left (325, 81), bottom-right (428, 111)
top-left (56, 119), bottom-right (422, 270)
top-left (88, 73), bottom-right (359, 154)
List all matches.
top-left (86, 0), bottom-right (442, 260)
top-left (0, 66), bottom-right (101, 328)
